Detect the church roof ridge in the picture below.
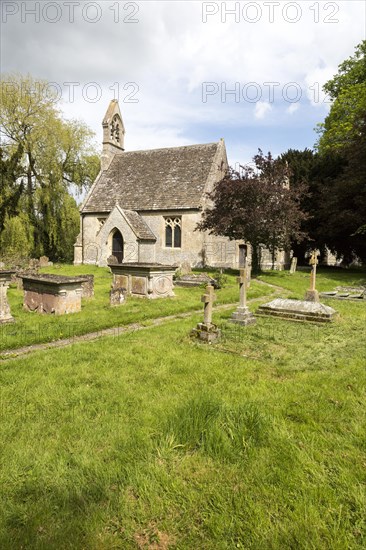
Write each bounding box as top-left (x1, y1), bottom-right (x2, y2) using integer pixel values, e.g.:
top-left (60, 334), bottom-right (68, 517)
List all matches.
top-left (117, 141), bottom-right (221, 155)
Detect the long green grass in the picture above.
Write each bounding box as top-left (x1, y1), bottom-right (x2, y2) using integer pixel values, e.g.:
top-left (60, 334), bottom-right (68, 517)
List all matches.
top-left (0, 270), bottom-right (365, 549)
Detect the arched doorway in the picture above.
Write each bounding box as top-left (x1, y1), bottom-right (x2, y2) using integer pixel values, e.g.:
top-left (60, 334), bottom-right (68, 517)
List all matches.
top-left (112, 230), bottom-right (124, 263)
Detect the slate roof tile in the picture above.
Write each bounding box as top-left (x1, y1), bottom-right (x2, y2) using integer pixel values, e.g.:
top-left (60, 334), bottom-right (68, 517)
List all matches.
top-left (82, 142), bottom-right (220, 213)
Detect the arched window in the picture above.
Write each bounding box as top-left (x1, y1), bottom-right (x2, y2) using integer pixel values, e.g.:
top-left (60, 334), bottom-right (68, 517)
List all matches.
top-left (164, 217), bottom-right (181, 248)
top-left (112, 230), bottom-right (124, 263)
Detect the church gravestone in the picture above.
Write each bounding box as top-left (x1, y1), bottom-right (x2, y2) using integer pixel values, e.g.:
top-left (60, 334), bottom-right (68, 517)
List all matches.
top-left (304, 251), bottom-right (319, 302)
top-left (180, 261), bottom-right (192, 275)
top-left (230, 261), bottom-right (256, 326)
top-left (192, 284), bottom-right (221, 342)
top-left (80, 275), bottom-right (94, 298)
top-left (257, 248), bottom-right (337, 322)
top-left (110, 287), bottom-right (127, 306)
top-left (39, 256), bottom-right (49, 268)
top-left (289, 257), bottom-right (297, 274)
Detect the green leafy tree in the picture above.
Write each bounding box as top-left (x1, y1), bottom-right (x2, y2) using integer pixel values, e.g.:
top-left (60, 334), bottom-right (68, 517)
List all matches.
top-left (280, 148), bottom-right (347, 263)
top-left (0, 212), bottom-right (33, 263)
top-left (314, 41), bottom-right (366, 262)
top-left (0, 73), bottom-right (100, 261)
top-left (317, 41), bottom-right (366, 152)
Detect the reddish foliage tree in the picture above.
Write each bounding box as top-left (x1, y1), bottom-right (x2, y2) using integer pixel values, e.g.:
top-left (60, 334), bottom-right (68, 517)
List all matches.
top-left (197, 150), bottom-right (309, 271)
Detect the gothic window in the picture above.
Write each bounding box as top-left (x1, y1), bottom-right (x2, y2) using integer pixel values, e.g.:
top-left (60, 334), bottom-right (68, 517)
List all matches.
top-left (164, 217), bottom-right (182, 248)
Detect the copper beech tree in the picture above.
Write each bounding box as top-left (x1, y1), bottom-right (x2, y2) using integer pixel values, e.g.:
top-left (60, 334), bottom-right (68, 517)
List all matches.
top-left (197, 150), bottom-right (309, 272)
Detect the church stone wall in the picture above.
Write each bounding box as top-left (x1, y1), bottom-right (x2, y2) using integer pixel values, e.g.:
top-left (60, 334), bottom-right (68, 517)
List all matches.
top-left (80, 211), bottom-right (288, 271)
top-left (140, 211), bottom-right (241, 269)
top-left (82, 215), bottom-right (103, 264)
top-left (140, 211), bottom-right (205, 267)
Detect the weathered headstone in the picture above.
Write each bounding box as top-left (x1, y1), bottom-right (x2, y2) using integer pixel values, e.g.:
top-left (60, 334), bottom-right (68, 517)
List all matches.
top-left (304, 250), bottom-right (319, 302)
top-left (29, 258), bottom-right (40, 270)
top-left (289, 257), bottom-right (297, 274)
top-left (110, 287), bottom-right (127, 306)
top-left (0, 271), bottom-right (15, 324)
top-left (175, 272), bottom-right (216, 288)
top-left (107, 255), bottom-right (118, 265)
top-left (80, 275), bottom-right (94, 298)
top-left (180, 261), bottom-right (192, 275)
top-left (230, 261), bottom-right (256, 326)
top-left (192, 284), bottom-right (221, 342)
top-left (39, 256), bottom-right (49, 268)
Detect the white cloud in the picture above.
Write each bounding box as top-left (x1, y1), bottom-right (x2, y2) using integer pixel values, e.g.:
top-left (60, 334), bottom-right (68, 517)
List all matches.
top-left (254, 102), bottom-right (272, 120)
top-left (1, 1), bottom-right (365, 152)
top-left (287, 103), bottom-right (300, 115)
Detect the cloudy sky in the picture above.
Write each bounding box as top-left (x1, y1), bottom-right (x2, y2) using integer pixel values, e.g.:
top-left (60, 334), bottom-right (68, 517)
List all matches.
top-left (1, 0), bottom-right (365, 165)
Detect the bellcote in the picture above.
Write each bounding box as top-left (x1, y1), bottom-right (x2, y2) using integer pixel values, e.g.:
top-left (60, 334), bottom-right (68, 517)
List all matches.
top-left (101, 100), bottom-right (125, 170)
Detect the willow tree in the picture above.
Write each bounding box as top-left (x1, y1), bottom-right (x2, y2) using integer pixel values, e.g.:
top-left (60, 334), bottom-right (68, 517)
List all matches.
top-left (0, 73), bottom-right (100, 260)
top-left (0, 143), bottom-right (24, 234)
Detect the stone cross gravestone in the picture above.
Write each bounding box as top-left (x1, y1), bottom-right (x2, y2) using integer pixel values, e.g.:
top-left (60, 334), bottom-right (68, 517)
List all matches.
top-left (230, 260), bottom-right (256, 326)
top-left (246, 263), bottom-right (252, 289)
top-left (258, 252), bottom-right (337, 322)
top-left (192, 284), bottom-right (221, 342)
top-left (304, 250), bottom-right (320, 302)
top-left (202, 283), bottom-right (216, 325)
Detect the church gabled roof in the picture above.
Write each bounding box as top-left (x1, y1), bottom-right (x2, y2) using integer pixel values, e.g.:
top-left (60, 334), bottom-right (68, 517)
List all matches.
top-left (81, 142), bottom-right (223, 213)
top-left (122, 208), bottom-right (156, 241)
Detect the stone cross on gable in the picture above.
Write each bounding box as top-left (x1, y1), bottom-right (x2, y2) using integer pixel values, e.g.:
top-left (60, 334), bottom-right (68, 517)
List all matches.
top-left (201, 284), bottom-right (216, 325)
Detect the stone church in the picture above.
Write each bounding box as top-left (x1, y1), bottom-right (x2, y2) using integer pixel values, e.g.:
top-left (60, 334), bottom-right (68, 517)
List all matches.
top-left (74, 100), bottom-right (287, 270)
top-left (74, 100), bottom-right (244, 269)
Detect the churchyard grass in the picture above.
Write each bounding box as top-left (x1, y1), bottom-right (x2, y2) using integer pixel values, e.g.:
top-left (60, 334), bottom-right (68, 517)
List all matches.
top-left (1, 265), bottom-right (272, 353)
top-left (258, 267), bottom-right (366, 299)
top-left (0, 270), bottom-right (365, 549)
